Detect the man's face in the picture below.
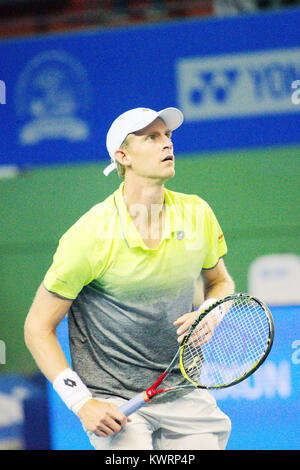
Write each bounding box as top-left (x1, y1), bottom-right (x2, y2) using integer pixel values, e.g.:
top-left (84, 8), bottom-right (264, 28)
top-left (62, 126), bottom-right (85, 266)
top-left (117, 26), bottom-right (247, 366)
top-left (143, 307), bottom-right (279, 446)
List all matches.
top-left (123, 118), bottom-right (175, 181)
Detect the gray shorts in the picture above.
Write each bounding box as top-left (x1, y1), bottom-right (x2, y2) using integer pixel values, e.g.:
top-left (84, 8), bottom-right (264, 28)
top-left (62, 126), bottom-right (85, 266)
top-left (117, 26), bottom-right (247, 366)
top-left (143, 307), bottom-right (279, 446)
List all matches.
top-left (86, 389), bottom-right (231, 450)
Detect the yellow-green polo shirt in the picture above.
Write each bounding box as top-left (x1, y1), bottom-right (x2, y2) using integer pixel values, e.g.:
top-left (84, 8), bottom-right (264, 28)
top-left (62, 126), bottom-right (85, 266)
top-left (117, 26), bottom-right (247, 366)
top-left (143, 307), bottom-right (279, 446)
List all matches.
top-left (44, 182), bottom-right (227, 302)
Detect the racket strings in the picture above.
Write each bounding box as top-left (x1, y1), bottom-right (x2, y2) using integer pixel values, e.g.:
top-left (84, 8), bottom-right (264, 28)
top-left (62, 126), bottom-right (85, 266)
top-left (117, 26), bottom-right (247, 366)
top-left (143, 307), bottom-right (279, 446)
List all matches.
top-left (182, 298), bottom-right (270, 387)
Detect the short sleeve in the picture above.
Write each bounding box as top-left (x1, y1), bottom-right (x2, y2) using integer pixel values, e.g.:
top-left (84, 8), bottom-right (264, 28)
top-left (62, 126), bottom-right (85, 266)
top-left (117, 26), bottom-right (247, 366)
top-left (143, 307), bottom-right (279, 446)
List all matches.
top-left (43, 219), bottom-right (96, 300)
top-left (202, 203), bottom-right (227, 270)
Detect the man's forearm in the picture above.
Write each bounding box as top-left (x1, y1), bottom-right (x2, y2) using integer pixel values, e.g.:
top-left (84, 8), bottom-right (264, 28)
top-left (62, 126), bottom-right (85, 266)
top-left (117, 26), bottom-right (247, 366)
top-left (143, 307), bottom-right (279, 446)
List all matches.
top-left (25, 321), bottom-right (93, 414)
top-left (24, 322), bottom-right (70, 383)
top-left (204, 276), bottom-right (235, 301)
top-left (24, 283), bottom-right (73, 382)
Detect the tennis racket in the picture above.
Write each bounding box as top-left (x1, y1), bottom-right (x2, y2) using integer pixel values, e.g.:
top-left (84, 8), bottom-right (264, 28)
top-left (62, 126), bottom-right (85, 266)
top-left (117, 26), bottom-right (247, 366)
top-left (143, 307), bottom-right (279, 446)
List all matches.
top-left (118, 293), bottom-right (274, 416)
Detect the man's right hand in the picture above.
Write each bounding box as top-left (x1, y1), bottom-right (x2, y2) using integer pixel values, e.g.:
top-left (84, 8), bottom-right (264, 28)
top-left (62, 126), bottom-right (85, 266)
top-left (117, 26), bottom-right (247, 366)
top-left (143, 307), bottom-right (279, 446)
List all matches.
top-left (77, 398), bottom-right (131, 437)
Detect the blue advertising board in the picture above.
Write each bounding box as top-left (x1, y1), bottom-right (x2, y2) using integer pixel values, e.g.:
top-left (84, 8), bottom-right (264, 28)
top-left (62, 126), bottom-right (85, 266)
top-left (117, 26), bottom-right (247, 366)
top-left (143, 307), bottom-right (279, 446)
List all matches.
top-left (47, 305), bottom-right (300, 450)
top-left (213, 305), bottom-right (300, 450)
top-left (0, 9), bottom-right (300, 169)
top-left (0, 374), bottom-right (49, 450)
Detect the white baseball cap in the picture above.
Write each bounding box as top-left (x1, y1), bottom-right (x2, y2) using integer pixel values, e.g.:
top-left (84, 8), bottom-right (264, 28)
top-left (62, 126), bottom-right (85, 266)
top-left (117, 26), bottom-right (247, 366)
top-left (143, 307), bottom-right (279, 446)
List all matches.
top-left (104, 107), bottom-right (184, 176)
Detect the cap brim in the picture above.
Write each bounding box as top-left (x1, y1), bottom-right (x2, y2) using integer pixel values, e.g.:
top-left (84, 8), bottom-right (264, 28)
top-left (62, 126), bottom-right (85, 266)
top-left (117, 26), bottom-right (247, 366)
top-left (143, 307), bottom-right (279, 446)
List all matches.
top-left (157, 107), bottom-right (184, 131)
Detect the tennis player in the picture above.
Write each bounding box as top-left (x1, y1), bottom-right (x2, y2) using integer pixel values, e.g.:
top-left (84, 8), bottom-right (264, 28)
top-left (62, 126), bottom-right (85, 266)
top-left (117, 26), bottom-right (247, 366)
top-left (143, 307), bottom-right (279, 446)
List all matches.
top-left (24, 107), bottom-right (235, 450)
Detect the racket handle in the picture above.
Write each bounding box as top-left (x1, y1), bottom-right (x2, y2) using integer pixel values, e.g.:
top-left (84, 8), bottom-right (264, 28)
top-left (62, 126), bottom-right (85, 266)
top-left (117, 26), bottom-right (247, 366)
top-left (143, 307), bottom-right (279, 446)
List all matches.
top-left (118, 392), bottom-right (147, 416)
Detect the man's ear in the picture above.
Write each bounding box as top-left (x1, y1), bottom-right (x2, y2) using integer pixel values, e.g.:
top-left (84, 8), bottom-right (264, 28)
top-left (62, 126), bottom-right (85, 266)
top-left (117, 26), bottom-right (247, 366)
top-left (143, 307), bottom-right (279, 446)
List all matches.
top-left (114, 149), bottom-right (131, 167)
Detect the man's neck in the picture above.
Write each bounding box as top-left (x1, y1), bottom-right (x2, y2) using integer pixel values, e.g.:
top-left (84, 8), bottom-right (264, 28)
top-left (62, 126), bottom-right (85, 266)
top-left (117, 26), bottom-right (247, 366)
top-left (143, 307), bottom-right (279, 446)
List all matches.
top-left (122, 177), bottom-right (166, 247)
top-left (123, 178), bottom-right (165, 222)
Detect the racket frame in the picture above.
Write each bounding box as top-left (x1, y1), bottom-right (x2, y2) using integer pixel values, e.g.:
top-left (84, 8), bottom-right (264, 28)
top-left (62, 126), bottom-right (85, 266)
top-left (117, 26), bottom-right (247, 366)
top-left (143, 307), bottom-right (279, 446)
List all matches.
top-left (179, 293), bottom-right (275, 389)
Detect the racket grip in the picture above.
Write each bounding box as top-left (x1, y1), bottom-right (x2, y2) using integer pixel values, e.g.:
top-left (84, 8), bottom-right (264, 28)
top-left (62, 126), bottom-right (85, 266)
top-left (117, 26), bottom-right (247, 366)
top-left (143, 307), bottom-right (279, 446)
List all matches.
top-left (118, 392), bottom-right (147, 416)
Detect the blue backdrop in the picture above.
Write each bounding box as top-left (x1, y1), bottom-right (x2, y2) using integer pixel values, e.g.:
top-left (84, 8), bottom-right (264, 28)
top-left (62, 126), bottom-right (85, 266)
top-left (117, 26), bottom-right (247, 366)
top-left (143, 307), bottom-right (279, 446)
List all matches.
top-left (47, 305), bottom-right (300, 450)
top-left (0, 9), bottom-right (300, 168)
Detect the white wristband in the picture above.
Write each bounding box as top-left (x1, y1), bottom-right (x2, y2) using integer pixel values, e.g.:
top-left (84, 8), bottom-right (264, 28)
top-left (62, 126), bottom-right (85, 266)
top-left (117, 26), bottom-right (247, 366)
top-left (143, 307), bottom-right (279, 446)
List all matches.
top-left (53, 368), bottom-right (92, 411)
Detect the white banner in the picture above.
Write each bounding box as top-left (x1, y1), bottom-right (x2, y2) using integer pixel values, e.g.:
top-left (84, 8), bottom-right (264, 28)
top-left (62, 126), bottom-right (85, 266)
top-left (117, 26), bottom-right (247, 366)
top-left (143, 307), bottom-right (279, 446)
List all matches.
top-left (176, 48), bottom-right (300, 120)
